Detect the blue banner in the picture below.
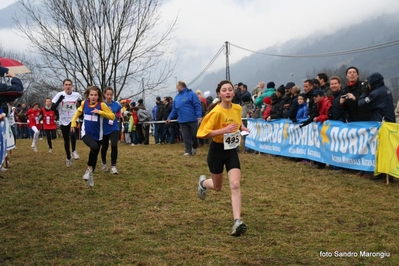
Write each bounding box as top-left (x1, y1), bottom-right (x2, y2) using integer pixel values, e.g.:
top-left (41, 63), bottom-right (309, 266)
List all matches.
top-left (245, 119), bottom-right (380, 172)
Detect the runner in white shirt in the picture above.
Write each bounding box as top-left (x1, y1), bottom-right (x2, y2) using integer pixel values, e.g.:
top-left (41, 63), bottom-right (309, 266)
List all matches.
top-left (52, 79), bottom-right (82, 167)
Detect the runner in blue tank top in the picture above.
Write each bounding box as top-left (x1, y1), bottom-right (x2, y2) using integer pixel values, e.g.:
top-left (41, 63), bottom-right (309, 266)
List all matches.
top-left (71, 86), bottom-right (115, 188)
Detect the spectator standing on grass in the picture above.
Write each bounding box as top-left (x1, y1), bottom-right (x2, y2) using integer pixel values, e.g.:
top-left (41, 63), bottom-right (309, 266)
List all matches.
top-left (152, 102), bottom-right (158, 144)
top-left (52, 79), bottom-right (82, 167)
top-left (251, 81), bottom-right (265, 96)
top-left (255, 81), bottom-right (276, 108)
top-left (296, 94), bottom-right (308, 123)
top-left (100, 87), bottom-right (122, 174)
top-left (309, 89), bottom-right (331, 169)
top-left (340, 66), bottom-right (370, 122)
top-left (136, 99), bottom-right (149, 145)
top-left (41, 98), bottom-right (58, 153)
top-left (25, 103), bottom-right (41, 152)
top-left (317, 73), bottom-right (332, 97)
top-left (358, 72), bottom-right (394, 123)
top-left (71, 86), bottom-right (115, 188)
top-left (129, 107), bottom-right (139, 145)
top-left (329, 76), bottom-right (344, 121)
top-left (281, 82), bottom-right (295, 118)
top-left (196, 79), bottom-right (250, 236)
top-left (155, 96), bottom-right (165, 144)
top-left (286, 85), bottom-right (301, 122)
top-left (163, 96), bottom-right (175, 144)
top-left (266, 93), bottom-right (282, 122)
top-left (17, 103), bottom-right (29, 139)
top-left (204, 91), bottom-right (214, 107)
top-left (166, 81), bottom-right (202, 156)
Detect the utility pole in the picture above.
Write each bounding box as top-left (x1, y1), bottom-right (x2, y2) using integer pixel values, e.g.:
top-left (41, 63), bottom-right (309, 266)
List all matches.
top-left (225, 41), bottom-right (230, 81)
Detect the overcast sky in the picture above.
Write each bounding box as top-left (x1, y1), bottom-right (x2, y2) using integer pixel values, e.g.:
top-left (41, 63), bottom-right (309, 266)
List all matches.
top-left (1, 0), bottom-right (399, 91)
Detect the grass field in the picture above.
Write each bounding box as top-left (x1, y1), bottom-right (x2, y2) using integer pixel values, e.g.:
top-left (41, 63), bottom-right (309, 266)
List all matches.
top-left (1, 137), bottom-right (399, 265)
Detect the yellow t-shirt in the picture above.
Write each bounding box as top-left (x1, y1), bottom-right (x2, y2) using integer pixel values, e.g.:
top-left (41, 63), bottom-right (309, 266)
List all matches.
top-left (197, 103), bottom-right (242, 143)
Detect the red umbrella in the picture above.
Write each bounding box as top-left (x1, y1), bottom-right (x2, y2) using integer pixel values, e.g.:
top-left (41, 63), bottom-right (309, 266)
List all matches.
top-left (0, 57), bottom-right (31, 74)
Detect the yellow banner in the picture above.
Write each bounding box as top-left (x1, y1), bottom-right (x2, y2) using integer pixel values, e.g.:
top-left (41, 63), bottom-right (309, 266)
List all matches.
top-left (375, 122), bottom-right (399, 178)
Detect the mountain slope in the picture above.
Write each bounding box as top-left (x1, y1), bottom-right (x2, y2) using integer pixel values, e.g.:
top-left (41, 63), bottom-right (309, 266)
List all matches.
top-left (193, 14), bottom-right (399, 93)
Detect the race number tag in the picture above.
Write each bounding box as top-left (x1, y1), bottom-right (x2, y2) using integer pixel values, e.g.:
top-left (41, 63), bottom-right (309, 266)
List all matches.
top-left (108, 120), bottom-right (114, 125)
top-left (223, 131), bottom-right (241, 150)
top-left (62, 101), bottom-right (76, 112)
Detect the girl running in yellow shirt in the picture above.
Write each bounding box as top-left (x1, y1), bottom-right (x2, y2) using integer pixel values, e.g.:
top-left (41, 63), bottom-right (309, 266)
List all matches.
top-left (196, 80), bottom-right (250, 236)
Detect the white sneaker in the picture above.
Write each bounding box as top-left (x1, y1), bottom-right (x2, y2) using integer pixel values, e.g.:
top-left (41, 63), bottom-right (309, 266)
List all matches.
top-left (66, 158), bottom-right (72, 167)
top-left (102, 163), bottom-right (108, 172)
top-left (192, 148), bottom-right (197, 155)
top-left (31, 143), bottom-right (35, 148)
top-left (82, 168), bottom-right (91, 181)
top-left (87, 172), bottom-right (94, 188)
top-left (49, 149), bottom-right (53, 153)
top-left (0, 166), bottom-right (7, 171)
top-left (72, 150), bottom-right (80, 160)
top-left (130, 143), bottom-right (136, 146)
top-left (110, 166), bottom-right (118, 174)
top-left (184, 153), bottom-right (191, 156)
top-left (197, 175), bottom-right (207, 200)
top-left (231, 220), bottom-right (247, 236)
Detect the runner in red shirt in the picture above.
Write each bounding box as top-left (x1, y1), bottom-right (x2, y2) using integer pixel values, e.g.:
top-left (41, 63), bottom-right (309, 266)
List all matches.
top-left (25, 103), bottom-right (41, 152)
top-left (41, 98), bottom-right (58, 153)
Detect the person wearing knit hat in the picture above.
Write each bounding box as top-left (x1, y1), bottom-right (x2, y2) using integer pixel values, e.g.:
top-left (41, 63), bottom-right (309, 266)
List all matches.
top-left (255, 82), bottom-right (276, 108)
top-left (262, 96), bottom-right (272, 120)
top-left (285, 82), bottom-right (295, 89)
top-left (263, 96), bottom-right (272, 105)
top-left (203, 91), bottom-right (210, 98)
top-left (277, 85), bottom-right (285, 95)
top-left (266, 81), bottom-right (275, 89)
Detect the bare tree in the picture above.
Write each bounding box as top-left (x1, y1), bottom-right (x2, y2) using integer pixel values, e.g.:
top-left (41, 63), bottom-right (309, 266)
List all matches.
top-left (15, 0), bottom-right (177, 100)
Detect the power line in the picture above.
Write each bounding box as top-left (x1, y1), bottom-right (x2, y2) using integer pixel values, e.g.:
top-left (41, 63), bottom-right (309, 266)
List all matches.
top-left (187, 45), bottom-right (225, 87)
top-left (229, 39), bottom-right (399, 58)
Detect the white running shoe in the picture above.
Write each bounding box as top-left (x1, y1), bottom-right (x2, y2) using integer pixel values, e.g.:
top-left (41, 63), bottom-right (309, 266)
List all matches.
top-left (66, 158), bottom-right (72, 167)
top-left (33, 146), bottom-right (38, 152)
top-left (0, 166), bottom-right (8, 171)
top-left (82, 168), bottom-right (91, 181)
top-left (184, 153), bottom-right (190, 156)
top-left (49, 149), bottom-right (53, 153)
top-left (102, 163), bottom-right (108, 172)
top-left (192, 148), bottom-right (197, 155)
top-left (110, 166), bottom-right (118, 174)
top-left (72, 150), bottom-right (80, 160)
top-left (87, 171), bottom-right (94, 187)
top-left (197, 175), bottom-right (207, 200)
top-left (231, 220), bottom-right (247, 236)
top-left (31, 143), bottom-right (35, 148)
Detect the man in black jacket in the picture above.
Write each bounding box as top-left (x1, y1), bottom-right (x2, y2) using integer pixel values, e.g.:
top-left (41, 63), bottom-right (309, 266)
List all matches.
top-left (340, 66), bottom-right (370, 122)
top-left (358, 72), bottom-right (394, 122)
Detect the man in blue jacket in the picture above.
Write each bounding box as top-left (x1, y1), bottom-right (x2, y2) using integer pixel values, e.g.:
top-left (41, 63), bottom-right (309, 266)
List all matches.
top-left (166, 81), bottom-right (202, 155)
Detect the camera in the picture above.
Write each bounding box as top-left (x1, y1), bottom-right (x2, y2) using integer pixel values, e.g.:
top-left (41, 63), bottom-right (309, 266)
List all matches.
top-left (341, 95), bottom-right (348, 99)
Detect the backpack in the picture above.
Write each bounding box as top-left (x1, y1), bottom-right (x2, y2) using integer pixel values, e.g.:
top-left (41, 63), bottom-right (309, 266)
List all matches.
top-left (138, 109), bottom-right (152, 122)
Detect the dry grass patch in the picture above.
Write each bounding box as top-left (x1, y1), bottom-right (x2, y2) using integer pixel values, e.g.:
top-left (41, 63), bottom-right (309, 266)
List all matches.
top-left (1, 138), bottom-right (399, 265)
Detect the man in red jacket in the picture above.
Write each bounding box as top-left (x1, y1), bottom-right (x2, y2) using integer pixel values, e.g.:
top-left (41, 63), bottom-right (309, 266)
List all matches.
top-left (312, 89), bottom-right (332, 123)
top-left (311, 89), bottom-right (332, 170)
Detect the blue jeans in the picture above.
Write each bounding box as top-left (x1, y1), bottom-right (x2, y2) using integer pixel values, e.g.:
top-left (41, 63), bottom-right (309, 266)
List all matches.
top-left (130, 131), bottom-right (138, 145)
top-left (156, 123), bottom-right (165, 143)
top-left (166, 124), bottom-right (175, 144)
